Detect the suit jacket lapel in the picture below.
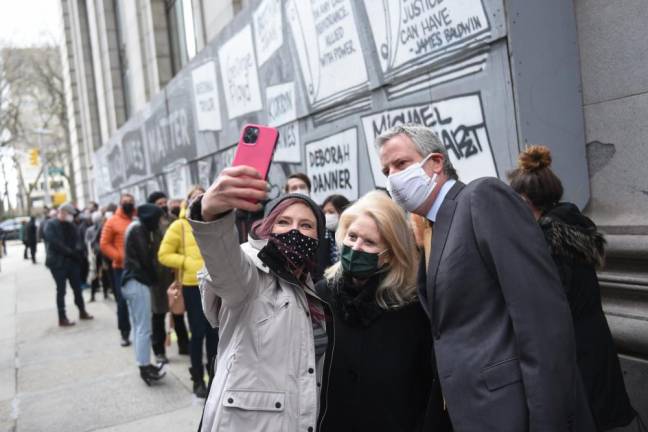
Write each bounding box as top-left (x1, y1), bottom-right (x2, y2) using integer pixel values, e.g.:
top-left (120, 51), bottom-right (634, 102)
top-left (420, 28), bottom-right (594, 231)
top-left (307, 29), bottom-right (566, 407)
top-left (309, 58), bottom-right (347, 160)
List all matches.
top-left (426, 182), bottom-right (465, 312)
top-left (417, 255), bottom-right (430, 318)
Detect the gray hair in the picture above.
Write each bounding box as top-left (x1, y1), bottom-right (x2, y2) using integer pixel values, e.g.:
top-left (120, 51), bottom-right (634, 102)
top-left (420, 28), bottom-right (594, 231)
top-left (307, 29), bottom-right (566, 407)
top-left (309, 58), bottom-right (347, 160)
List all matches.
top-left (375, 123), bottom-right (458, 180)
top-left (59, 203), bottom-right (77, 216)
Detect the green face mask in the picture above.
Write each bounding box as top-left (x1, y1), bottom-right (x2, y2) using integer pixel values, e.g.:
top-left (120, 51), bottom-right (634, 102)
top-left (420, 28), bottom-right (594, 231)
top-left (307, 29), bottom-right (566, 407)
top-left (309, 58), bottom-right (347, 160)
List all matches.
top-left (341, 245), bottom-right (385, 278)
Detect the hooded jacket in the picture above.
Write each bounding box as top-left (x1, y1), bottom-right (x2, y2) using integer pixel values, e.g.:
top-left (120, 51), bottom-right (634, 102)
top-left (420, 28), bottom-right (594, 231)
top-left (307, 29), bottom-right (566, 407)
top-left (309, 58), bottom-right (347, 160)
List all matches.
top-left (188, 194), bottom-right (332, 432)
top-left (540, 203), bottom-right (635, 430)
top-left (100, 207), bottom-right (135, 269)
top-left (158, 206), bottom-right (204, 286)
top-left (122, 204), bottom-right (163, 287)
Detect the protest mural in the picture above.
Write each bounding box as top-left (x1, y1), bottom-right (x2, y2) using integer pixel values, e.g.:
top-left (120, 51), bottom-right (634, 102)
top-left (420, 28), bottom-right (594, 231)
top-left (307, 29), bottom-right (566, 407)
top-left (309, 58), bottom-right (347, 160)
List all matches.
top-left (197, 157), bottom-right (213, 189)
top-left (164, 160), bottom-right (191, 201)
top-left (306, 128), bottom-right (359, 203)
top-left (91, 0), bottom-right (571, 217)
top-left (219, 25), bottom-right (263, 119)
top-left (286, 0), bottom-right (368, 110)
top-left (273, 122), bottom-right (301, 163)
top-left (266, 82), bottom-right (297, 127)
top-left (106, 142), bottom-right (125, 189)
top-left (253, 0), bottom-right (283, 66)
top-left (122, 128), bottom-right (147, 179)
top-left (192, 60), bottom-right (222, 131)
top-left (213, 146), bottom-right (238, 177)
top-left (362, 93), bottom-right (497, 187)
top-left (145, 83), bottom-right (196, 175)
top-left (364, 0), bottom-right (491, 80)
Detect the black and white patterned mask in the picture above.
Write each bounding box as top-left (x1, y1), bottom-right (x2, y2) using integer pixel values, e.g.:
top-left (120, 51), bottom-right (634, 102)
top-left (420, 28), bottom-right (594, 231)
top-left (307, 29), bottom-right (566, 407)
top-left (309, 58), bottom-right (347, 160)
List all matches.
top-left (269, 229), bottom-right (319, 270)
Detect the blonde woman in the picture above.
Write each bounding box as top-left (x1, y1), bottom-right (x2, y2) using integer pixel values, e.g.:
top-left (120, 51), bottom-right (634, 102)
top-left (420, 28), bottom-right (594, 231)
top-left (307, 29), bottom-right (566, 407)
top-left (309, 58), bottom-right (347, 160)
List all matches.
top-left (158, 185), bottom-right (217, 398)
top-left (316, 191), bottom-right (450, 431)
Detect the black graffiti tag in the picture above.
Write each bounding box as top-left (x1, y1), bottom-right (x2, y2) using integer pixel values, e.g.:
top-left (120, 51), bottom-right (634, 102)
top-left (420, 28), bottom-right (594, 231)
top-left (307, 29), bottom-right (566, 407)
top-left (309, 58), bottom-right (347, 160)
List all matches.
top-left (441, 123), bottom-right (484, 160)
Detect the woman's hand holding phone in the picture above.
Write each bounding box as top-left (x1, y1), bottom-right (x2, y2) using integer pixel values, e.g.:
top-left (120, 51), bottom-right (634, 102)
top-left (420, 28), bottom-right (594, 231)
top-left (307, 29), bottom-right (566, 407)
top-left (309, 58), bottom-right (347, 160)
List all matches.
top-left (201, 166), bottom-right (268, 221)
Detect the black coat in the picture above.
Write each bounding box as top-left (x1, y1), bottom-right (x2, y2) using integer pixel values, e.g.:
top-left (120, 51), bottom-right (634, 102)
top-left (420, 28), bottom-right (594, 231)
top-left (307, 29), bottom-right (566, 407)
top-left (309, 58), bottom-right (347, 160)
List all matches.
top-left (122, 221), bottom-right (158, 287)
top-left (316, 275), bottom-right (450, 432)
top-left (420, 179), bottom-right (594, 431)
top-left (540, 203), bottom-right (635, 430)
top-left (44, 219), bottom-right (84, 269)
top-left (25, 218), bottom-right (37, 246)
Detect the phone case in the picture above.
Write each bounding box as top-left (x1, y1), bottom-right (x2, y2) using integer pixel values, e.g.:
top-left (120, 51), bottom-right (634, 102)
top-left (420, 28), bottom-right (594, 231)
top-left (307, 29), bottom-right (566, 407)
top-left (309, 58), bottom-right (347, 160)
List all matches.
top-left (231, 124), bottom-right (279, 180)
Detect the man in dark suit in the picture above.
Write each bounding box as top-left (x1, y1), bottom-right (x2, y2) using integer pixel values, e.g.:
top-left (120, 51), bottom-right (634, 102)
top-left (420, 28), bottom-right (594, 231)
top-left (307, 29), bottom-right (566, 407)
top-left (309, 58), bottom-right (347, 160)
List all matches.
top-left (377, 124), bottom-right (594, 431)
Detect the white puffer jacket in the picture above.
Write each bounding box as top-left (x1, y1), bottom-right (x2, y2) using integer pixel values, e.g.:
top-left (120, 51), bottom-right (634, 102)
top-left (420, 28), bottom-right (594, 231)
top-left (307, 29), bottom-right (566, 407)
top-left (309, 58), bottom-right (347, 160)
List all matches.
top-left (190, 211), bottom-right (327, 432)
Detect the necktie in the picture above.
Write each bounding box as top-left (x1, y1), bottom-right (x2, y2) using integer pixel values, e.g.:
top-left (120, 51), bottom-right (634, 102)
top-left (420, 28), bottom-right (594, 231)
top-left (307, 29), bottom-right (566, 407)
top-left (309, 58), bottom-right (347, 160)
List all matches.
top-left (424, 220), bottom-right (434, 271)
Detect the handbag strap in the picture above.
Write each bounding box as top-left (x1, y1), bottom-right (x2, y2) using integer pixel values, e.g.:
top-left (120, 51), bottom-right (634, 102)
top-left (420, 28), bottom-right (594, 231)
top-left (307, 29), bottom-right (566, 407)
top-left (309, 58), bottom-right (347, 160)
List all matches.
top-left (176, 220), bottom-right (186, 284)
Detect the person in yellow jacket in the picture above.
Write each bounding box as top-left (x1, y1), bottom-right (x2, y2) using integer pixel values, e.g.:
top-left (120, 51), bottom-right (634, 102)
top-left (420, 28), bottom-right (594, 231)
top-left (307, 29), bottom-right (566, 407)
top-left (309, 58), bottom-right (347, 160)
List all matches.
top-left (158, 185), bottom-right (218, 398)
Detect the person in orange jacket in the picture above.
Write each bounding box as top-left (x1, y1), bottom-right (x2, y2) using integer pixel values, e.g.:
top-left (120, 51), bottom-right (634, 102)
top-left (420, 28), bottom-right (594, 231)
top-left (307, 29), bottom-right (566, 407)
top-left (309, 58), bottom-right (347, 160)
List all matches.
top-left (100, 193), bottom-right (136, 346)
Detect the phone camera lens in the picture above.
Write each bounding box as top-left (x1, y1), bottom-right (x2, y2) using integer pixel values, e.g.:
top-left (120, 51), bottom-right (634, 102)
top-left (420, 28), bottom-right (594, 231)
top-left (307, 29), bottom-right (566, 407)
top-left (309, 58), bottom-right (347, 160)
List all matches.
top-left (243, 127), bottom-right (259, 144)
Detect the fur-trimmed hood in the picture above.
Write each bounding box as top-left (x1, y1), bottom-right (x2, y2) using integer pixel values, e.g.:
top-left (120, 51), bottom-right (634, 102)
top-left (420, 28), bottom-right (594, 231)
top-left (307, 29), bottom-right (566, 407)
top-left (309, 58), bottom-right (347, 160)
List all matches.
top-left (539, 203), bottom-right (606, 268)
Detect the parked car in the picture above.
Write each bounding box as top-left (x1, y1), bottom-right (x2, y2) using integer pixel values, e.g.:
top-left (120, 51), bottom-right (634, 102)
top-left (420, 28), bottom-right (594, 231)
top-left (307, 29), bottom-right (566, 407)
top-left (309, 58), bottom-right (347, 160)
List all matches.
top-left (0, 217), bottom-right (29, 241)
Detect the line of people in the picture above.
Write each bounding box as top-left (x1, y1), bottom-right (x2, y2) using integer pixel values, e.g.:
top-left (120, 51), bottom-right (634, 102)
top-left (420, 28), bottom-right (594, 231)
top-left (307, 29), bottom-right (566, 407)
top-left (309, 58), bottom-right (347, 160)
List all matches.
top-left (39, 189), bottom-right (218, 398)
top-left (187, 123), bottom-right (639, 431)
top-left (94, 189), bottom-right (218, 395)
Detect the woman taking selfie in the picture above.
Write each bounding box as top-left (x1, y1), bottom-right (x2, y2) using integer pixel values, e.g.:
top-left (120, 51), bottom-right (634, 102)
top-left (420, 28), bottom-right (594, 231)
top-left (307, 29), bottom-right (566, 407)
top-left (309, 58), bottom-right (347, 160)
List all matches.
top-left (315, 191), bottom-right (449, 432)
top-left (188, 165), bottom-right (331, 432)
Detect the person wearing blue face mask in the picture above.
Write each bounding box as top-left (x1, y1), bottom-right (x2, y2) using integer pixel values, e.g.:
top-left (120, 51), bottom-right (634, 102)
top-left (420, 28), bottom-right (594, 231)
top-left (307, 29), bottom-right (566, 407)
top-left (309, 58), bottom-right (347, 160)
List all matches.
top-left (315, 191), bottom-right (450, 432)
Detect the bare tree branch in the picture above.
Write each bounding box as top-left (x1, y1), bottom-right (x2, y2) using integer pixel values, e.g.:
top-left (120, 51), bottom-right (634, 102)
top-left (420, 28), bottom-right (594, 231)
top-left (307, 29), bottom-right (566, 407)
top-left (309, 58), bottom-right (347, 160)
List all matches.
top-left (1, 42), bottom-right (74, 214)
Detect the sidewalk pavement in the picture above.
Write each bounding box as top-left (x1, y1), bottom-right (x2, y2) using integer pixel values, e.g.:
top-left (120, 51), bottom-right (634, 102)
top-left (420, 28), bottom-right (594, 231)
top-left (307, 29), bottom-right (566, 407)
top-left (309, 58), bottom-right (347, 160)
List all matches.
top-left (0, 241), bottom-right (203, 432)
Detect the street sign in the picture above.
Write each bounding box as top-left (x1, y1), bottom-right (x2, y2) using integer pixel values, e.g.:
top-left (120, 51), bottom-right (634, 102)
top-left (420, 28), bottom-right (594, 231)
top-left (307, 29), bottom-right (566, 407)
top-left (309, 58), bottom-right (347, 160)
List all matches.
top-left (52, 192), bottom-right (67, 206)
top-left (47, 167), bottom-right (64, 176)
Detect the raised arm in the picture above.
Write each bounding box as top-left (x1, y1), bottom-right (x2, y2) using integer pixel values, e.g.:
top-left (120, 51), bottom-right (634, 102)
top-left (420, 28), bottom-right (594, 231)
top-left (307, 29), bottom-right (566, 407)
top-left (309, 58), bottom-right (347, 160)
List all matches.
top-left (187, 165), bottom-right (269, 316)
top-left (189, 211), bottom-right (259, 308)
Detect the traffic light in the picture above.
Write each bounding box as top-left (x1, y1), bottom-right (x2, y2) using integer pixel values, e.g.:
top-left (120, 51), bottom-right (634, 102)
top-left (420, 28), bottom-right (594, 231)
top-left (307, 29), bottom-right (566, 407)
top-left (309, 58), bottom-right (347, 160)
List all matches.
top-left (29, 148), bottom-right (40, 166)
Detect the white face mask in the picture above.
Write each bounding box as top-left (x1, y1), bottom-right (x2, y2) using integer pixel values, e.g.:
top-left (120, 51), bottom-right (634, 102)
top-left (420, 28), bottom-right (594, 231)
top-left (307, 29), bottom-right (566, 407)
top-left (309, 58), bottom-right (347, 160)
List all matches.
top-left (387, 154), bottom-right (437, 213)
top-left (64, 214), bottom-right (74, 223)
top-left (105, 211), bottom-right (114, 219)
top-left (325, 213), bottom-right (339, 231)
top-left (292, 187), bottom-right (310, 197)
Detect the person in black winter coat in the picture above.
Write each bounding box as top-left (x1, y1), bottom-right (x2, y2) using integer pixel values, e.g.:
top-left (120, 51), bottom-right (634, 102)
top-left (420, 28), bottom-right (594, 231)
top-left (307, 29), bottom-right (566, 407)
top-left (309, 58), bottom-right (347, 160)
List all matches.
top-left (315, 191), bottom-right (450, 432)
top-left (121, 203), bottom-right (166, 385)
top-left (76, 211), bottom-right (92, 288)
top-left (44, 204), bottom-right (94, 326)
top-left (509, 145), bottom-right (637, 431)
top-left (23, 216), bottom-right (38, 263)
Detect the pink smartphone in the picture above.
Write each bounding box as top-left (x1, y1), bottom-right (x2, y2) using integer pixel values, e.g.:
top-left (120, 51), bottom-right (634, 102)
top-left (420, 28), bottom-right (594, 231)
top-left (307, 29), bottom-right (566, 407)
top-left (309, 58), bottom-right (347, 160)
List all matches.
top-left (231, 124), bottom-right (279, 181)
